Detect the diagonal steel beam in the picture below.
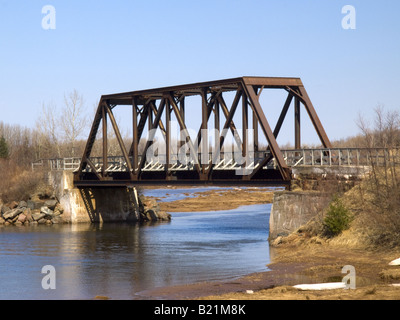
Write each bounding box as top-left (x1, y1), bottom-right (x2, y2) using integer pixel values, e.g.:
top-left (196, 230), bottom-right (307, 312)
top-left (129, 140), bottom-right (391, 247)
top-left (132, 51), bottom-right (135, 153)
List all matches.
top-left (137, 98), bottom-right (166, 178)
top-left (285, 86), bottom-right (332, 148)
top-left (273, 93), bottom-right (294, 137)
top-left (207, 89), bottom-right (243, 178)
top-left (243, 82), bottom-right (291, 181)
top-left (217, 93), bottom-right (243, 149)
top-left (105, 102), bottom-right (133, 178)
top-left (297, 86), bottom-right (332, 148)
top-left (194, 90), bottom-right (220, 147)
top-left (248, 92), bottom-right (294, 179)
top-left (167, 94), bottom-right (201, 176)
top-left (78, 102), bottom-right (103, 174)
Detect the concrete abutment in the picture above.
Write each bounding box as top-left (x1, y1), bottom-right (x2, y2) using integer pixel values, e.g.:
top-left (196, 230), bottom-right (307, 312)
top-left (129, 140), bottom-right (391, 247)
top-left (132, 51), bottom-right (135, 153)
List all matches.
top-left (48, 171), bottom-right (170, 223)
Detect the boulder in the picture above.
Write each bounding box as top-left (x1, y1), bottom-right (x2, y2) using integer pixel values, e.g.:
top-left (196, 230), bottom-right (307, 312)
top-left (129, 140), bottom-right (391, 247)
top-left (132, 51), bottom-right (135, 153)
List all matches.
top-left (40, 206), bottom-right (54, 219)
top-left (51, 215), bottom-right (63, 224)
top-left (145, 209), bottom-right (158, 221)
top-left (8, 201), bottom-right (18, 209)
top-left (18, 201), bottom-right (27, 208)
top-left (53, 204), bottom-right (63, 216)
top-left (38, 218), bottom-right (47, 224)
top-left (26, 200), bottom-right (35, 210)
top-left (24, 209), bottom-right (33, 222)
top-left (18, 213), bottom-right (27, 223)
top-left (1, 205), bottom-right (10, 215)
top-left (44, 200), bottom-right (58, 210)
top-left (157, 211), bottom-right (171, 221)
top-left (3, 208), bottom-right (22, 220)
top-left (0, 217), bottom-right (5, 225)
top-left (32, 212), bottom-right (46, 221)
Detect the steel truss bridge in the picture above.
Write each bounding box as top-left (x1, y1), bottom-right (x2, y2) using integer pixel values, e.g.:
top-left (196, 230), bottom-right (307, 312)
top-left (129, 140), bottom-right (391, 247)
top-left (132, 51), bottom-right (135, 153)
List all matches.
top-left (71, 77), bottom-right (335, 187)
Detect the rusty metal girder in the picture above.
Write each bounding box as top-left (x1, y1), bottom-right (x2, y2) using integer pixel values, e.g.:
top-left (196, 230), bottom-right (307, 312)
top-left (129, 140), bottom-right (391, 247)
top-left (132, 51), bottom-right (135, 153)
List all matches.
top-left (74, 77), bottom-right (331, 187)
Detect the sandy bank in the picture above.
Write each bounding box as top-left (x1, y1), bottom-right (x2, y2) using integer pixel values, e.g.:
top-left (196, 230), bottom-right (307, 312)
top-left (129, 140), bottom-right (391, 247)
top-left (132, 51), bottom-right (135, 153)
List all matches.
top-left (148, 187), bottom-right (275, 213)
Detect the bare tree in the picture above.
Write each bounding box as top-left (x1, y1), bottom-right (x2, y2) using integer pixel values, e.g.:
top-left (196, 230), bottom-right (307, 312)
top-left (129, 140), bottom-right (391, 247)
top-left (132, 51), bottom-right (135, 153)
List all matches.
top-left (356, 105), bottom-right (400, 215)
top-left (61, 90), bottom-right (87, 157)
top-left (35, 102), bottom-right (62, 158)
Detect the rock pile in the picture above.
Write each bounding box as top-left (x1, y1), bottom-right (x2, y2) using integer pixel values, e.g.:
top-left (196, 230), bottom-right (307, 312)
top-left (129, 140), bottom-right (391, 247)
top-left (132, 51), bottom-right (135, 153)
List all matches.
top-left (139, 196), bottom-right (171, 222)
top-left (0, 199), bottom-right (66, 226)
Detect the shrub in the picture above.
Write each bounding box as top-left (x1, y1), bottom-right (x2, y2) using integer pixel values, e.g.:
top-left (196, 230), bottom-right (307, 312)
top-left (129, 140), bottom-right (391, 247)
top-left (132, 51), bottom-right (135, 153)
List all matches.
top-left (323, 196), bottom-right (353, 237)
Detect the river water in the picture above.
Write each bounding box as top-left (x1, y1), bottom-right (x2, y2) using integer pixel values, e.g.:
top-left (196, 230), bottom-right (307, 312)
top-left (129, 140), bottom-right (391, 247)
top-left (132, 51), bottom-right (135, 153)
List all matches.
top-left (0, 188), bottom-right (271, 300)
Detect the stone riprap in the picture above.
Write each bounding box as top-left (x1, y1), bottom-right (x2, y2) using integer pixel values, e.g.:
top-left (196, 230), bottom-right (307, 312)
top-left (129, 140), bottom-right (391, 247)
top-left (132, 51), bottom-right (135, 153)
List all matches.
top-left (0, 199), bottom-right (66, 226)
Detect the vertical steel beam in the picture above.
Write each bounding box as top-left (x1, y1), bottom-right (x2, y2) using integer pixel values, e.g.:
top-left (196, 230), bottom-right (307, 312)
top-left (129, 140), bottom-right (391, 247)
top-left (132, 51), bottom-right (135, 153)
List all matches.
top-left (253, 110), bottom-right (258, 152)
top-left (179, 96), bottom-right (185, 150)
top-left (148, 101), bottom-right (153, 131)
top-left (294, 96), bottom-right (301, 149)
top-left (132, 97), bottom-right (139, 177)
top-left (214, 99), bottom-right (220, 161)
top-left (201, 88), bottom-right (208, 176)
top-left (165, 96), bottom-right (171, 175)
top-left (102, 103), bottom-right (108, 177)
top-left (242, 91), bottom-right (248, 159)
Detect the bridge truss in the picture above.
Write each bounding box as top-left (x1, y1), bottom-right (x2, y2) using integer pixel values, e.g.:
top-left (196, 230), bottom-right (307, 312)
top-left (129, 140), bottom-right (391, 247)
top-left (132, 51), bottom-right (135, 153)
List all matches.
top-left (74, 77), bottom-right (332, 187)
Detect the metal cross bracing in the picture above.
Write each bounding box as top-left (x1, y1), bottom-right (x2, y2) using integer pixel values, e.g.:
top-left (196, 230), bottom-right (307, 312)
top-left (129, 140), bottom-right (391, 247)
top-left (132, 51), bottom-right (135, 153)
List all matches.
top-left (74, 77), bottom-right (332, 187)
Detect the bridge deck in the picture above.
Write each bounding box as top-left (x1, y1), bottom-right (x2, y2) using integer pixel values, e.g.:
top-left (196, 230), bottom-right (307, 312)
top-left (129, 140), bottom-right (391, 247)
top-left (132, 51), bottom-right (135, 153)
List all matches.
top-left (32, 147), bottom-right (400, 187)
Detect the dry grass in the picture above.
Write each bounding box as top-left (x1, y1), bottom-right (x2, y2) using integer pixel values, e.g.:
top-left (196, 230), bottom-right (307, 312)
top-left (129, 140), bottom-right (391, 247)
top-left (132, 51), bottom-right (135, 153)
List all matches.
top-left (156, 188), bottom-right (274, 213)
top-left (0, 159), bottom-right (46, 204)
top-left (278, 170), bottom-right (400, 251)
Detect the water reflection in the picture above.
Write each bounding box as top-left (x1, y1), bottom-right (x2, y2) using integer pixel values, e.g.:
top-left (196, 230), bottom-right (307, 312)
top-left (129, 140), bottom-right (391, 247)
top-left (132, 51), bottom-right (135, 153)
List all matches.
top-left (0, 204), bottom-right (270, 300)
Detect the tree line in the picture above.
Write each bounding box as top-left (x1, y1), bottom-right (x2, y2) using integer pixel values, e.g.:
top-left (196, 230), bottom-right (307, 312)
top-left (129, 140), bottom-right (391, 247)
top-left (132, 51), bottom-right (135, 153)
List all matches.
top-left (0, 90), bottom-right (90, 168)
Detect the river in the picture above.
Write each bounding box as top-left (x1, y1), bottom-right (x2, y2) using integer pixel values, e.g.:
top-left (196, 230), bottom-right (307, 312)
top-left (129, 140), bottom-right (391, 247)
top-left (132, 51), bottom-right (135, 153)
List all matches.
top-left (0, 188), bottom-right (271, 300)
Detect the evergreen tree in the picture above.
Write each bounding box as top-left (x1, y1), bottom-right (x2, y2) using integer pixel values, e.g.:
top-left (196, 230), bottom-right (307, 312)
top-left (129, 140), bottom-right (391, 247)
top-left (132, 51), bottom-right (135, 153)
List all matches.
top-left (0, 136), bottom-right (9, 159)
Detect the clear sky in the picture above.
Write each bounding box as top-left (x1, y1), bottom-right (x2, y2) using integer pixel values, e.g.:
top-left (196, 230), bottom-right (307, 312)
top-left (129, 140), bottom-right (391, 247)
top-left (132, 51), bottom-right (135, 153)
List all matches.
top-left (1, 0), bottom-right (399, 145)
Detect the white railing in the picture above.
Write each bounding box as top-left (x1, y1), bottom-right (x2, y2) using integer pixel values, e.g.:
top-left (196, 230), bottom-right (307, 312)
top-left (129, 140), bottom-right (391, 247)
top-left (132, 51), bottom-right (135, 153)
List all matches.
top-left (31, 148), bottom-right (400, 173)
top-left (31, 158), bottom-right (81, 171)
top-left (282, 148), bottom-right (400, 167)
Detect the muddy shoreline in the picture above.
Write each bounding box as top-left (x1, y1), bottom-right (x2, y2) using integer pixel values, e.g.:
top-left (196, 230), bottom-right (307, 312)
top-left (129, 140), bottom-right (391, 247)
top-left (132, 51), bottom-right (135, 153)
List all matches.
top-left (143, 188), bottom-right (400, 300)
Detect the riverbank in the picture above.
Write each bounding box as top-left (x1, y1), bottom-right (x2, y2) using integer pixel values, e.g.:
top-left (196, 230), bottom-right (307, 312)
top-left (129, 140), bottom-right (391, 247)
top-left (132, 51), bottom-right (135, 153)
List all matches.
top-left (142, 187), bottom-right (400, 300)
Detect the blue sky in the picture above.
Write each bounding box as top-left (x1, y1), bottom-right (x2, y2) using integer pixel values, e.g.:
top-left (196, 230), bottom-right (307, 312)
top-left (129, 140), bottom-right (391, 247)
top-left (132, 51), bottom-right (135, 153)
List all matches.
top-left (1, 0), bottom-right (399, 145)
